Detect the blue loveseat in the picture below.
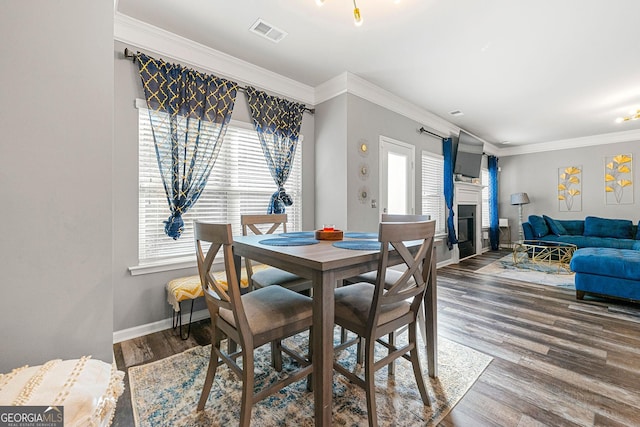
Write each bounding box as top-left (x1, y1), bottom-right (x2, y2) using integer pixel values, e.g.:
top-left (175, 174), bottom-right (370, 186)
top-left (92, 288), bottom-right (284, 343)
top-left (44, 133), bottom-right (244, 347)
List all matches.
top-left (523, 215), bottom-right (640, 302)
top-left (522, 215), bottom-right (640, 250)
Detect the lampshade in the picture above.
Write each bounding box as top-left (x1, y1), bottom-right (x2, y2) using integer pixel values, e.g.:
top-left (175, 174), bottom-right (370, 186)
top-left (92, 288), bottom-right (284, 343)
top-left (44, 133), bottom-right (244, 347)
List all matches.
top-left (510, 192), bottom-right (530, 205)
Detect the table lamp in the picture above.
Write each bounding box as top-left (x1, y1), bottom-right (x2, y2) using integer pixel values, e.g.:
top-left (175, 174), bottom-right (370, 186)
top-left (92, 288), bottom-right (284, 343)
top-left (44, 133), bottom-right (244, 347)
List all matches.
top-left (510, 192), bottom-right (530, 240)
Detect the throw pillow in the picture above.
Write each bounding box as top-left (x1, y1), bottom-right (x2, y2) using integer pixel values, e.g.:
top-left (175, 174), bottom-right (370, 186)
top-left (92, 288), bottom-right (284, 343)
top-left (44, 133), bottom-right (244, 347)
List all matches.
top-left (543, 215), bottom-right (568, 235)
top-left (528, 215), bottom-right (549, 238)
top-left (559, 220), bottom-right (584, 236)
top-left (584, 216), bottom-right (633, 239)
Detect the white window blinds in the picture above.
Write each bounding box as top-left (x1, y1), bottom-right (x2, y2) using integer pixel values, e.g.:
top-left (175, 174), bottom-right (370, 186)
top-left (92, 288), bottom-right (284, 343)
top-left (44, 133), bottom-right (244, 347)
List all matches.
top-left (138, 107), bottom-right (303, 264)
top-left (421, 151), bottom-right (446, 235)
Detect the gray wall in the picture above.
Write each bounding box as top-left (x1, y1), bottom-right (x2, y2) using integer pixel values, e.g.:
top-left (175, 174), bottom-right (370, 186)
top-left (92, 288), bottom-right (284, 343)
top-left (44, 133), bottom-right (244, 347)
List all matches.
top-left (113, 41), bottom-right (316, 332)
top-left (499, 141), bottom-right (640, 240)
top-left (315, 94), bottom-right (349, 229)
top-left (0, 1), bottom-right (114, 371)
top-left (315, 93), bottom-right (453, 263)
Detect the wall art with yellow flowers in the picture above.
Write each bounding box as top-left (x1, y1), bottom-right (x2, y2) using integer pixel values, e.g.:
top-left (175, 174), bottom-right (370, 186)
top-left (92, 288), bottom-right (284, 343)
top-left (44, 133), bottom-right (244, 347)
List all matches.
top-left (604, 154), bottom-right (633, 204)
top-left (558, 166), bottom-right (582, 211)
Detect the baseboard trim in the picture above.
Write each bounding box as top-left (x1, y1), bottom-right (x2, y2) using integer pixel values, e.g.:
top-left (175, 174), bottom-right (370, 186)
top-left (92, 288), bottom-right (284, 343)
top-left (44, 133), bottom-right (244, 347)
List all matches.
top-left (113, 309), bottom-right (210, 343)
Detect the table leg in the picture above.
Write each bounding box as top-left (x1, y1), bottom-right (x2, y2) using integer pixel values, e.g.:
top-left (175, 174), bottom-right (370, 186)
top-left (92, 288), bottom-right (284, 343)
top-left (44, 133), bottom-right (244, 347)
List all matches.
top-left (313, 271), bottom-right (335, 426)
top-left (425, 252), bottom-right (438, 378)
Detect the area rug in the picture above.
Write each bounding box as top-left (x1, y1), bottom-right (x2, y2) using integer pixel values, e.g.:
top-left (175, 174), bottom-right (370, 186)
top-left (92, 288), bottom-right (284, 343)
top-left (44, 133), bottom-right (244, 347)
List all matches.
top-left (476, 254), bottom-right (575, 289)
top-left (128, 331), bottom-right (492, 426)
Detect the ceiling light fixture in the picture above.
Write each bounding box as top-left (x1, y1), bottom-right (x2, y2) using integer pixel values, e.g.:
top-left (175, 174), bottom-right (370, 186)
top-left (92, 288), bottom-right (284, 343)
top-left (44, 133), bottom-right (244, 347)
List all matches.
top-left (352, 0), bottom-right (363, 26)
top-left (615, 109), bottom-right (640, 123)
top-left (316, 0), bottom-right (399, 26)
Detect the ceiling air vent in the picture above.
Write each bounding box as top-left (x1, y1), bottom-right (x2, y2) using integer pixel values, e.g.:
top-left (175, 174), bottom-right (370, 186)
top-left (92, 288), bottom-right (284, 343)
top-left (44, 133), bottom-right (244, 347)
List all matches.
top-left (249, 19), bottom-right (287, 43)
top-left (449, 110), bottom-right (464, 117)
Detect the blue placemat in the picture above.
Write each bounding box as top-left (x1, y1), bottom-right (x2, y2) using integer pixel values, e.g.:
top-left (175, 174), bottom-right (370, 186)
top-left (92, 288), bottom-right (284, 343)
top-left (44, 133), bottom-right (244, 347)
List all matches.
top-left (332, 240), bottom-right (382, 251)
top-left (343, 232), bottom-right (378, 239)
top-left (259, 238), bottom-right (319, 246)
top-left (280, 231), bottom-right (316, 238)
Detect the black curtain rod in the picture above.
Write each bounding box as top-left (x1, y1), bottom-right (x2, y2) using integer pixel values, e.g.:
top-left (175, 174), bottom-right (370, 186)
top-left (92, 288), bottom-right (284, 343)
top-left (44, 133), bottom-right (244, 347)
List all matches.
top-left (418, 127), bottom-right (446, 139)
top-left (123, 48), bottom-right (315, 114)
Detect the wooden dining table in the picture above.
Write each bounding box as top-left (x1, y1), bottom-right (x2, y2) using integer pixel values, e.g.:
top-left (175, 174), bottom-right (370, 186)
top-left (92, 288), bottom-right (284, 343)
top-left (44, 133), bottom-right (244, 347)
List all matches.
top-left (232, 233), bottom-right (438, 427)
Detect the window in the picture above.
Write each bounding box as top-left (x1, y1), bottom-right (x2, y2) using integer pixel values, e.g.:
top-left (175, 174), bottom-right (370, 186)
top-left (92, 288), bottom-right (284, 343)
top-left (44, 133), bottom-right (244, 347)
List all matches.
top-left (421, 151), bottom-right (446, 235)
top-left (481, 168), bottom-right (489, 228)
top-left (138, 106), bottom-right (303, 264)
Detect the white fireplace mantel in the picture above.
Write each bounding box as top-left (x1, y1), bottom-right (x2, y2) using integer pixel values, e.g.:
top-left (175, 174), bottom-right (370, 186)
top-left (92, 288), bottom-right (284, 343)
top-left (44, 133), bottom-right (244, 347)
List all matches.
top-left (453, 182), bottom-right (484, 263)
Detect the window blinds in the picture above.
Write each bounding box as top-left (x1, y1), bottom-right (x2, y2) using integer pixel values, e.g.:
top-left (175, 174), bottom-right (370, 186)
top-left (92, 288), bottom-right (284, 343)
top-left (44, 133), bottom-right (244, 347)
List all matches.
top-left (138, 108), bottom-right (303, 264)
top-left (421, 151), bottom-right (446, 235)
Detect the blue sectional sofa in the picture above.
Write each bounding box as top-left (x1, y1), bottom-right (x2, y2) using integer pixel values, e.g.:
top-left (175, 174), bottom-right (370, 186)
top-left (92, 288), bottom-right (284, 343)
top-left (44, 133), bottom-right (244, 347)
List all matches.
top-left (522, 215), bottom-right (640, 302)
top-left (522, 215), bottom-right (640, 250)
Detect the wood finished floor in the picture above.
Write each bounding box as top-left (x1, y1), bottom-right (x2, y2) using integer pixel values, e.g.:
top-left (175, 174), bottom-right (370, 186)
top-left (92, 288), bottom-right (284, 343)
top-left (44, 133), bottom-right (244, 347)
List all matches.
top-left (112, 250), bottom-right (640, 426)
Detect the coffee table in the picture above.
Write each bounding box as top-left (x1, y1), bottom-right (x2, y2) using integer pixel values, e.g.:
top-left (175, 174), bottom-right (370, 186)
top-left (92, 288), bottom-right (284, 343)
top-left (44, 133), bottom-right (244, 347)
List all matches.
top-left (513, 240), bottom-right (577, 272)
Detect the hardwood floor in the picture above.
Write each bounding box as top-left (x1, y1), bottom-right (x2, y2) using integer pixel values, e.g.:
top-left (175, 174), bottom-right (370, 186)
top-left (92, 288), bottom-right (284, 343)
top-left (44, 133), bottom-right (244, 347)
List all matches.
top-left (112, 250), bottom-right (640, 426)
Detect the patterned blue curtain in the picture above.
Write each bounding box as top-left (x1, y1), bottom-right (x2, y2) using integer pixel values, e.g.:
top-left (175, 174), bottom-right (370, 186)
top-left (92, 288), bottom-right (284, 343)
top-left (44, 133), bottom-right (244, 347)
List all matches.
top-left (442, 138), bottom-right (458, 250)
top-left (136, 53), bottom-right (238, 239)
top-left (245, 87), bottom-right (306, 214)
top-left (488, 155), bottom-right (500, 250)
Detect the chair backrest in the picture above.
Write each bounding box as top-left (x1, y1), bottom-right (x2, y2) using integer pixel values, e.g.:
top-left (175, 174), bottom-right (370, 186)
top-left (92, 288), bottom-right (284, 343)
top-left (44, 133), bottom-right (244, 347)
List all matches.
top-left (241, 214), bottom-right (288, 236)
top-left (381, 214), bottom-right (430, 222)
top-left (194, 221), bottom-right (250, 333)
top-left (370, 220), bottom-right (436, 330)
top-left (241, 214), bottom-right (288, 279)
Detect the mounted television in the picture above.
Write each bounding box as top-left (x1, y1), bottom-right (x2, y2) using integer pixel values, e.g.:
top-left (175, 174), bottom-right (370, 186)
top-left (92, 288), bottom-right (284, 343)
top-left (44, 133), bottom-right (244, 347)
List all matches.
top-left (453, 130), bottom-right (484, 179)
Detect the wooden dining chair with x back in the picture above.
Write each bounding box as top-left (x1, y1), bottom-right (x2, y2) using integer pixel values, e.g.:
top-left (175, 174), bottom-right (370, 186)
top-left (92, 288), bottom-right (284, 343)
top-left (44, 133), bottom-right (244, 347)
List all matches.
top-left (194, 221), bottom-right (314, 427)
top-left (342, 214), bottom-right (431, 371)
top-left (241, 214), bottom-right (313, 295)
top-left (333, 219), bottom-right (436, 427)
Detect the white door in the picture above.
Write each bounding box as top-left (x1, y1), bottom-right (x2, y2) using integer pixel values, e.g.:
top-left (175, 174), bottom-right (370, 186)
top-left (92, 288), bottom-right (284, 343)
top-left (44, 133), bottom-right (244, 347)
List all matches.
top-left (379, 136), bottom-right (415, 216)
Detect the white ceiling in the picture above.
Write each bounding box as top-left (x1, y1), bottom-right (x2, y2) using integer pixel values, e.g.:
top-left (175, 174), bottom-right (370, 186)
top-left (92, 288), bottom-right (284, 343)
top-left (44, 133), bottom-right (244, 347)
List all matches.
top-left (116, 0), bottom-right (640, 147)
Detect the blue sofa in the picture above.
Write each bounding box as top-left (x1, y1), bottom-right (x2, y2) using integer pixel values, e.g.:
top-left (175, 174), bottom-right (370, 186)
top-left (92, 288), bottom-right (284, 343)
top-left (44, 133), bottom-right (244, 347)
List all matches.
top-left (522, 215), bottom-right (640, 250)
top-left (522, 215), bottom-right (640, 302)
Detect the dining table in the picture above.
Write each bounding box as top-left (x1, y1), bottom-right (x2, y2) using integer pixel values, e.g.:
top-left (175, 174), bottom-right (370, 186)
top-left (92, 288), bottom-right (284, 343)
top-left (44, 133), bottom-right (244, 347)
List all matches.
top-left (232, 232), bottom-right (438, 427)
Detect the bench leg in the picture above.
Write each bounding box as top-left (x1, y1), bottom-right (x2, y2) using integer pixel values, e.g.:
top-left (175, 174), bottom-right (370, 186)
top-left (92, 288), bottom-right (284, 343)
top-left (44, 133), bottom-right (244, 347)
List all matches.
top-left (576, 290), bottom-right (585, 300)
top-left (172, 300), bottom-right (195, 340)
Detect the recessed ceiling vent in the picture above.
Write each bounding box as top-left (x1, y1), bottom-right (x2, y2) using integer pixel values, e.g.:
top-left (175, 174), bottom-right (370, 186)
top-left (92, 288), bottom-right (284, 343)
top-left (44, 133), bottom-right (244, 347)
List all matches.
top-left (249, 19), bottom-right (287, 43)
top-left (449, 110), bottom-right (464, 117)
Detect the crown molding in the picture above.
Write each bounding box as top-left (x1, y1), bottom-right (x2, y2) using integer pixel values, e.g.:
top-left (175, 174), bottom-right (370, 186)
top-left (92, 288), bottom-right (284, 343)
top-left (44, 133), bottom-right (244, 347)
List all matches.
top-left (315, 72), bottom-right (461, 138)
top-left (496, 128), bottom-right (640, 157)
top-left (113, 12), bottom-right (315, 105)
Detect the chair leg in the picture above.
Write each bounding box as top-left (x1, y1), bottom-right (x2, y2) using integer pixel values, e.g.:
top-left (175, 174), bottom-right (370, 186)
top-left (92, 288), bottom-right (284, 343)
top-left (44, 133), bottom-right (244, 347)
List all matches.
top-left (364, 338), bottom-right (378, 427)
top-left (387, 331), bottom-right (395, 376)
top-left (306, 327), bottom-right (313, 392)
top-left (409, 322), bottom-right (430, 406)
top-left (197, 327), bottom-right (222, 411)
top-left (239, 348), bottom-right (255, 427)
top-left (271, 341), bottom-right (283, 371)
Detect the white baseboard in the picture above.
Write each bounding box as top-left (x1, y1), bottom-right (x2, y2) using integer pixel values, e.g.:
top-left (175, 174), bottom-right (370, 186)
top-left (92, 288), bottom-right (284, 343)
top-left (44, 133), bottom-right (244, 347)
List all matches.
top-left (113, 308), bottom-right (210, 343)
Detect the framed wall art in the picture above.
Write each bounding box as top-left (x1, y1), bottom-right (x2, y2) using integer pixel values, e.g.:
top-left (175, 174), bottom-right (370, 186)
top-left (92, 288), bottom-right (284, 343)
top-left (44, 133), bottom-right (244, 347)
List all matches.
top-left (604, 154), bottom-right (633, 204)
top-left (558, 165), bottom-right (581, 211)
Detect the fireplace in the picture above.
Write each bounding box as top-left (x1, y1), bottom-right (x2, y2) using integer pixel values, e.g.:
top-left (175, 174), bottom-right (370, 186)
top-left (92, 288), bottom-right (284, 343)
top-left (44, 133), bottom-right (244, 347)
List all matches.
top-left (458, 204), bottom-right (476, 259)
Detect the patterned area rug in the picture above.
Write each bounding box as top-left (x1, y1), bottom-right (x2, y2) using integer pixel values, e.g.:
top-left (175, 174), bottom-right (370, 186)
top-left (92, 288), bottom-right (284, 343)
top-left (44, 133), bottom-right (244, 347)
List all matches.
top-left (476, 254), bottom-right (575, 289)
top-left (129, 331), bottom-right (491, 426)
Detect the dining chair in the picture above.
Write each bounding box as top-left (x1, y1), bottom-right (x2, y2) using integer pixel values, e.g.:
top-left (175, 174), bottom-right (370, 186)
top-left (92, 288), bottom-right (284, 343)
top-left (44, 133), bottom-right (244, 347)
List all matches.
top-left (241, 214), bottom-right (313, 294)
top-left (194, 221), bottom-right (314, 427)
top-left (333, 219), bottom-right (435, 427)
top-left (342, 214), bottom-right (431, 371)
